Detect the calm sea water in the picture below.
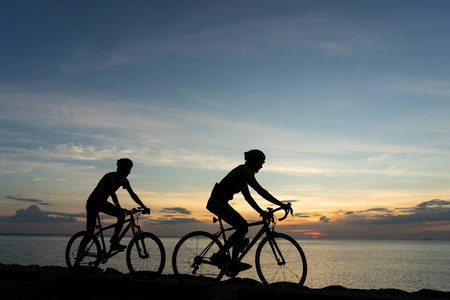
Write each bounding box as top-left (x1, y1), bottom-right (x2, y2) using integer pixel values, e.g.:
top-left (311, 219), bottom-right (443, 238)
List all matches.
top-left (0, 234), bottom-right (449, 292)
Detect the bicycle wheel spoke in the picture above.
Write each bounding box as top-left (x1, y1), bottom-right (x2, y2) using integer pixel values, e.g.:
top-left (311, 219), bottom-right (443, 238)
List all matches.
top-left (180, 239), bottom-right (201, 257)
top-left (255, 233), bottom-right (307, 290)
top-left (172, 231), bottom-right (224, 286)
top-left (126, 232), bottom-right (165, 280)
top-left (65, 232), bottom-right (101, 274)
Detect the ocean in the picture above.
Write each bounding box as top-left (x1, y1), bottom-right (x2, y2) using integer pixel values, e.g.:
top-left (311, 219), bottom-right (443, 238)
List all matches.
top-left (0, 234), bottom-right (449, 292)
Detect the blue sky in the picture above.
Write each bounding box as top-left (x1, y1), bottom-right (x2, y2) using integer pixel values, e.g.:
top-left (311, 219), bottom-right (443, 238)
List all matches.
top-left (1, 0), bottom-right (450, 239)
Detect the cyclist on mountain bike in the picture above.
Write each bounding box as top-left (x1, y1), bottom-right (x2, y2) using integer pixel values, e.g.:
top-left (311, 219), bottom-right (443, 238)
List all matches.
top-left (74, 158), bottom-right (149, 271)
top-left (207, 149), bottom-right (291, 272)
top-left (84, 158), bottom-right (149, 251)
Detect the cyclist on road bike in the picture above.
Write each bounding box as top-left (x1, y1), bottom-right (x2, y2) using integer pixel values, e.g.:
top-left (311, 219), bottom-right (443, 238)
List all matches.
top-left (84, 158), bottom-right (149, 251)
top-left (207, 149), bottom-right (291, 272)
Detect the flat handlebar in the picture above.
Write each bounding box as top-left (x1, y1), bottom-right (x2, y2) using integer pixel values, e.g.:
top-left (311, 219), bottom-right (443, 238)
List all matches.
top-left (126, 207), bottom-right (151, 216)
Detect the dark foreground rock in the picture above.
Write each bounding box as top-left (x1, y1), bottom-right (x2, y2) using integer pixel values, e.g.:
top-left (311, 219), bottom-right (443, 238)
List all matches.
top-left (0, 263), bottom-right (449, 300)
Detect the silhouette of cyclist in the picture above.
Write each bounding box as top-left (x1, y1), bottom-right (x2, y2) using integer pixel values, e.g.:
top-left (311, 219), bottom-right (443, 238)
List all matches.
top-left (85, 158), bottom-right (148, 250)
top-left (207, 149), bottom-right (291, 272)
top-left (74, 158), bottom-right (149, 270)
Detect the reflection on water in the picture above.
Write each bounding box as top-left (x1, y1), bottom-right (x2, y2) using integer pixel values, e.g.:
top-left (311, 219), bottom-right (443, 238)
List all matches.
top-left (301, 239), bottom-right (450, 292)
top-left (0, 235), bottom-right (449, 292)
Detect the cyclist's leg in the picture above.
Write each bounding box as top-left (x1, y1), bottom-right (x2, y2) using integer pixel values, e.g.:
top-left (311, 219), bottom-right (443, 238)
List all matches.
top-left (207, 198), bottom-right (248, 259)
top-left (99, 201), bottom-right (125, 235)
top-left (99, 201), bottom-right (126, 249)
top-left (74, 201), bottom-right (98, 268)
top-left (86, 201), bottom-right (98, 234)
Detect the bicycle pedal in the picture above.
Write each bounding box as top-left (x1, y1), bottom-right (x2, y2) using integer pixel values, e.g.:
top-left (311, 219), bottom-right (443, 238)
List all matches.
top-left (226, 271), bottom-right (238, 277)
top-left (192, 265), bottom-right (199, 275)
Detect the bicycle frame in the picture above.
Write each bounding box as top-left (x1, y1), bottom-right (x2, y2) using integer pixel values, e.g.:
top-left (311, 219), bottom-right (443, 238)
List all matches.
top-left (214, 216), bottom-right (279, 264)
top-left (172, 204), bottom-right (303, 288)
top-left (94, 213), bottom-right (148, 259)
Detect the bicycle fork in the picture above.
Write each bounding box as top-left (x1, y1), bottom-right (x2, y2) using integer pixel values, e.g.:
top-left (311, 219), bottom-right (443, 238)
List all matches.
top-left (268, 237), bottom-right (286, 266)
top-left (132, 225), bottom-right (149, 259)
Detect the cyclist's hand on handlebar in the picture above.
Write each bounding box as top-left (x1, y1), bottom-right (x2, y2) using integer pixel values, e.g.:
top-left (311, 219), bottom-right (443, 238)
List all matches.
top-left (260, 210), bottom-right (270, 219)
top-left (282, 202), bottom-right (294, 216)
top-left (142, 207), bottom-right (151, 215)
top-left (260, 210), bottom-right (275, 223)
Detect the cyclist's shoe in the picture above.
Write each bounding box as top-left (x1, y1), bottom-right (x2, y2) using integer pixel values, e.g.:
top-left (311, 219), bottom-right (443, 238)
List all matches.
top-left (110, 236), bottom-right (127, 251)
top-left (210, 251), bottom-right (229, 268)
top-left (234, 262), bottom-right (252, 272)
top-left (226, 262), bottom-right (252, 277)
top-left (110, 242), bottom-right (127, 251)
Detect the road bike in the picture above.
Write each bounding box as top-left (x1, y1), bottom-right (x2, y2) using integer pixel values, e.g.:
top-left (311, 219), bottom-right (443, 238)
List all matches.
top-left (65, 207), bottom-right (165, 280)
top-left (172, 204), bottom-right (307, 289)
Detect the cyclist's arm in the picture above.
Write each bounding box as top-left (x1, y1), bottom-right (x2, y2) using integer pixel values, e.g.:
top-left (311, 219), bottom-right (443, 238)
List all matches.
top-left (110, 192), bottom-right (122, 209)
top-left (242, 185), bottom-right (265, 215)
top-left (126, 186), bottom-right (148, 209)
top-left (248, 178), bottom-right (285, 207)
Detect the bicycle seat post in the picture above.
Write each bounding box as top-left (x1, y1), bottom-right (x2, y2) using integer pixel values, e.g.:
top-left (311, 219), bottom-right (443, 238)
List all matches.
top-left (213, 217), bottom-right (225, 231)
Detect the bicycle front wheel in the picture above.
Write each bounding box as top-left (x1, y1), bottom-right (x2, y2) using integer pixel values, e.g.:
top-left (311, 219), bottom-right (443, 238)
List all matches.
top-left (255, 232), bottom-right (307, 290)
top-left (126, 232), bottom-right (166, 280)
top-left (65, 231), bottom-right (101, 273)
top-left (172, 231), bottom-right (225, 286)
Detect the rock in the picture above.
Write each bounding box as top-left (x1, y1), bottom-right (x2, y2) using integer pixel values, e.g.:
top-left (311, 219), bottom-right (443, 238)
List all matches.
top-left (104, 267), bottom-right (123, 275)
top-left (0, 263), bottom-right (449, 300)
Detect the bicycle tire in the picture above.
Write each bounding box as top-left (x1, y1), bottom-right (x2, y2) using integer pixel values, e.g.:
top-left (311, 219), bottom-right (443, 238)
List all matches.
top-left (255, 232), bottom-right (307, 290)
top-left (65, 231), bottom-right (101, 273)
top-left (126, 232), bottom-right (166, 280)
top-left (172, 231), bottom-right (225, 286)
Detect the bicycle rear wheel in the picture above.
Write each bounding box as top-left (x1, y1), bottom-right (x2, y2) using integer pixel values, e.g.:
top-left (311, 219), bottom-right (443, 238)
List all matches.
top-left (172, 231), bottom-right (225, 286)
top-left (65, 231), bottom-right (101, 273)
top-left (126, 232), bottom-right (166, 280)
top-left (255, 232), bottom-right (307, 290)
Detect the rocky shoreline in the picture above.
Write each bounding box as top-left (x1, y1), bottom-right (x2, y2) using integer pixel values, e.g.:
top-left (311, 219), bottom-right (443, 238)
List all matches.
top-left (0, 263), bottom-right (449, 300)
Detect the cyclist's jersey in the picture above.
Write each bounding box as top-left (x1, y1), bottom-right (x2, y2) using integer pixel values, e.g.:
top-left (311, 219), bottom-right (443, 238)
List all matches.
top-left (212, 164), bottom-right (255, 203)
top-left (87, 172), bottom-right (131, 203)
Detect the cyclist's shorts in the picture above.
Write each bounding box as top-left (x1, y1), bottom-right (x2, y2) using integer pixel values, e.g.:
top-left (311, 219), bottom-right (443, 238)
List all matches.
top-left (207, 196), bottom-right (245, 225)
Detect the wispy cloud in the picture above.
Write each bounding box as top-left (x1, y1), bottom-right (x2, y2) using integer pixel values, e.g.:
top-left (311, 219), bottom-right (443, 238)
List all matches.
top-left (416, 199), bottom-right (450, 210)
top-left (59, 7), bottom-right (388, 72)
top-left (3, 94), bottom-right (449, 184)
top-left (344, 199), bottom-right (450, 226)
top-left (5, 195), bottom-right (51, 206)
top-left (161, 207), bottom-right (192, 215)
top-left (0, 93), bottom-right (175, 132)
top-left (385, 77), bottom-right (450, 96)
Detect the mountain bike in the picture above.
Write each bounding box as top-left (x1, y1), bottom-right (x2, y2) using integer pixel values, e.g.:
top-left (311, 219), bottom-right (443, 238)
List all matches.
top-left (172, 204), bottom-right (307, 289)
top-left (65, 207), bottom-right (165, 280)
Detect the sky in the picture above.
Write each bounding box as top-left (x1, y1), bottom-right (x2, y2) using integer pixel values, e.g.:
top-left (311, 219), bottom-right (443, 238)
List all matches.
top-left (1, 0), bottom-right (450, 239)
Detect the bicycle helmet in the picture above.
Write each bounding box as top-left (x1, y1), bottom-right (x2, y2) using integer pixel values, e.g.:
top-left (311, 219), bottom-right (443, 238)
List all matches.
top-left (117, 158), bottom-right (133, 169)
top-left (244, 149), bottom-right (266, 162)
